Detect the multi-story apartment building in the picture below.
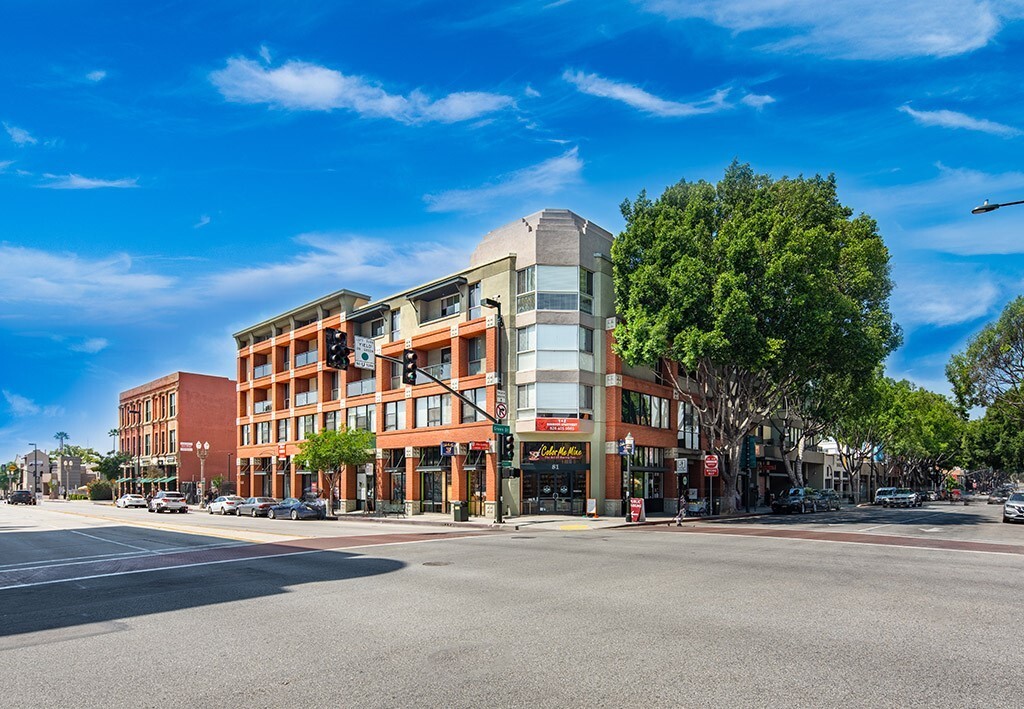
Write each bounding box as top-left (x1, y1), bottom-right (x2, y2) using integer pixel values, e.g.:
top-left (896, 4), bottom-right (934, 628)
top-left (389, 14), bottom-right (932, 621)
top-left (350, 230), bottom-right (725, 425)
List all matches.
top-left (118, 372), bottom-right (236, 497)
top-left (234, 210), bottom-right (724, 518)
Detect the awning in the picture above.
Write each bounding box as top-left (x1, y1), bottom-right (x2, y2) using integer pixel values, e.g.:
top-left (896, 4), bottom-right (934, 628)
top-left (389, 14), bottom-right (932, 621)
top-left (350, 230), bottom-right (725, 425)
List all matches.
top-left (138, 477), bottom-right (153, 483)
top-left (404, 275), bottom-right (467, 302)
top-left (163, 476), bottom-right (177, 483)
top-left (346, 302), bottom-right (391, 324)
top-left (115, 477), bottom-right (131, 483)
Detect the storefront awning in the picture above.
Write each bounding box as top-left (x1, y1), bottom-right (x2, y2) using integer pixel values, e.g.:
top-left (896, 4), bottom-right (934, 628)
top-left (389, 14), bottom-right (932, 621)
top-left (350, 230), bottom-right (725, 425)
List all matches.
top-left (115, 477), bottom-right (131, 483)
top-left (346, 302), bottom-right (391, 324)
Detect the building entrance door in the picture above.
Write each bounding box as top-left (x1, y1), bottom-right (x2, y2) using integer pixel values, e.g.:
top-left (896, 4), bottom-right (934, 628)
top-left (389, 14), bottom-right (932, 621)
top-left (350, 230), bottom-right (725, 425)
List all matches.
top-left (527, 471), bottom-right (584, 515)
top-left (468, 470), bottom-right (486, 516)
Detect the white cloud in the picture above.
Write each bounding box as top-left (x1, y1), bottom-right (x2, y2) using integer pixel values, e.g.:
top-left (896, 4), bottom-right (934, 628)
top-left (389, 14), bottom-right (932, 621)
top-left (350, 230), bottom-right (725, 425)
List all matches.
top-left (642, 0), bottom-right (1019, 59)
top-left (209, 56), bottom-right (514, 124)
top-left (2, 390), bottom-right (64, 418)
top-left (893, 271), bottom-right (1001, 327)
top-left (86, 70), bottom-right (107, 82)
top-left (423, 147), bottom-right (583, 213)
top-left (69, 338), bottom-right (109, 353)
top-left (898, 105), bottom-right (1021, 138)
top-left (39, 173), bottom-right (139, 189)
top-left (524, 85), bottom-right (541, 98)
top-left (4, 122), bottom-right (37, 146)
top-left (741, 93), bottom-right (775, 109)
top-left (194, 215), bottom-right (211, 229)
top-left (563, 69), bottom-right (731, 117)
top-left (258, 44), bottom-right (272, 64)
top-left (0, 160), bottom-right (12, 172)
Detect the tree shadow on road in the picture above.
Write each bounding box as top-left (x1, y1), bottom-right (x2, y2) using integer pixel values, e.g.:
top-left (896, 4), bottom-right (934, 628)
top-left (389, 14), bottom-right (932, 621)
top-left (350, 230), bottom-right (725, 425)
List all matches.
top-left (707, 504), bottom-right (998, 529)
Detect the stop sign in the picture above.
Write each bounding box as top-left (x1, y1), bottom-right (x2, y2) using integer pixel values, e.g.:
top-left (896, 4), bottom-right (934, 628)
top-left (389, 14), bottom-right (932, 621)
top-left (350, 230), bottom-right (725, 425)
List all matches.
top-left (705, 454), bottom-right (719, 476)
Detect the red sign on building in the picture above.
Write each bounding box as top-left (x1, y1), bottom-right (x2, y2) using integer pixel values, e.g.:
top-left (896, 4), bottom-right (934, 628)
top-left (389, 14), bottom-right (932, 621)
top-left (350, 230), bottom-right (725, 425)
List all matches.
top-left (705, 454), bottom-right (719, 476)
top-left (469, 441), bottom-right (490, 451)
top-left (277, 444), bottom-right (287, 460)
top-left (535, 417), bottom-right (581, 432)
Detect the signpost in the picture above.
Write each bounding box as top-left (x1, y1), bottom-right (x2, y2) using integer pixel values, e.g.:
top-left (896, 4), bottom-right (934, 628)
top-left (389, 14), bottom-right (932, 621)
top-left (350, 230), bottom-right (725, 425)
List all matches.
top-left (705, 454), bottom-right (719, 516)
top-left (353, 336), bottom-right (374, 370)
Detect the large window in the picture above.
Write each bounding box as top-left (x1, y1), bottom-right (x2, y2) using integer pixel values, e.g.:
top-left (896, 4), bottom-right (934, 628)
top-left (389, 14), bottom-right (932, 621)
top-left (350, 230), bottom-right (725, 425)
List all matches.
top-left (516, 382), bottom-right (591, 419)
top-left (467, 336), bottom-right (485, 375)
top-left (516, 265), bottom-right (594, 314)
top-left (168, 393), bottom-right (176, 417)
top-left (256, 421), bottom-right (272, 445)
top-left (415, 394), bottom-right (451, 427)
top-left (622, 390), bottom-right (671, 429)
top-left (468, 282), bottom-right (482, 320)
top-left (347, 405), bottom-right (376, 432)
top-left (461, 388), bottom-right (486, 423)
top-left (517, 324), bottom-right (594, 371)
top-left (296, 414), bottom-right (316, 440)
top-left (384, 400), bottom-right (406, 431)
top-left (277, 418), bottom-right (289, 443)
top-left (678, 401), bottom-right (699, 450)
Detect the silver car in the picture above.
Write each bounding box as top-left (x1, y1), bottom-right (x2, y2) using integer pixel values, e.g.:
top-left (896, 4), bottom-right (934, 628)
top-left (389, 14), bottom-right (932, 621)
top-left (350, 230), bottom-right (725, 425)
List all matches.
top-left (890, 489), bottom-right (921, 508)
top-left (149, 491), bottom-right (188, 513)
top-left (1003, 492), bottom-right (1024, 523)
top-left (875, 487), bottom-right (897, 506)
top-left (208, 495), bottom-right (246, 515)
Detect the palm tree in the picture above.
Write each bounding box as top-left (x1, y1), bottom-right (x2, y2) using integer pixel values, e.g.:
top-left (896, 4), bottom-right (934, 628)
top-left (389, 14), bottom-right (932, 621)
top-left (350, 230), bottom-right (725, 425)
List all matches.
top-left (108, 428), bottom-right (119, 455)
top-left (53, 431), bottom-right (69, 455)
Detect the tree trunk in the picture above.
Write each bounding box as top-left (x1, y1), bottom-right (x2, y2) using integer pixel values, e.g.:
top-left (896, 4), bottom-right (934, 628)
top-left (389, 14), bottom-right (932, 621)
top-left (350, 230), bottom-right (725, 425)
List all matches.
top-left (719, 443), bottom-right (741, 515)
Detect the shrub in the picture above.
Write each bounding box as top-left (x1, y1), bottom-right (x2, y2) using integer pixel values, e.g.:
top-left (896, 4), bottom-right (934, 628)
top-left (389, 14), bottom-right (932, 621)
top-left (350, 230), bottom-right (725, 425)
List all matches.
top-left (87, 479), bottom-right (113, 501)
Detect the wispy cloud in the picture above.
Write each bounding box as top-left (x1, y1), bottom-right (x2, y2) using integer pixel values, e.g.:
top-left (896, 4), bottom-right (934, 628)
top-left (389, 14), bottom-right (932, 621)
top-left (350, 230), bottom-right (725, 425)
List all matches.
top-left (423, 147), bottom-right (583, 213)
top-left (210, 56), bottom-right (515, 124)
top-left (258, 44), bottom-right (272, 64)
top-left (85, 70), bottom-right (107, 82)
top-left (194, 215), bottom-right (211, 229)
top-left (642, 0), bottom-right (1015, 59)
top-left (69, 337), bottom-right (109, 353)
top-left (898, 105), bottom-right (1021, 138)
top-left (2, 390), bottom-right (64, 418)
top-left (893, 271), bottom-right (1001, 327)
top-left (4, 122), bottom-right (37, 146)
top-left (741, 93), bottom-right (775, 109)
top-left (563, 70), bottom-right (731, 117)
top-left (39, 174), bottom-right (139, 189)
top-left (0, 160), bottom-right (12, 172)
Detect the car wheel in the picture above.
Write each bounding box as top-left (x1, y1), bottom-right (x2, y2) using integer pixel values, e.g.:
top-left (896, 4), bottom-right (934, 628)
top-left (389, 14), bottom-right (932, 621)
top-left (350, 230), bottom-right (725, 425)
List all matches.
top-left (218, 507), bottom-right (225, 515)
top-left (208, 507), bottom-right (213, 514)
top-left (268, 509), bottom-right (276, 519)
top-left (291, 510), bottom-right (299, 520)
top-left (251, 509), bottom-right (258, 517)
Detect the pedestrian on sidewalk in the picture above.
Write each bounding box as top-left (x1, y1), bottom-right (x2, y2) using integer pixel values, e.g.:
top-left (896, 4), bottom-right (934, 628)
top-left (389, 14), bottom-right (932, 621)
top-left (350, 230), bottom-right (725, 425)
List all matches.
top-left (675, 491), bottom-right (687, 526)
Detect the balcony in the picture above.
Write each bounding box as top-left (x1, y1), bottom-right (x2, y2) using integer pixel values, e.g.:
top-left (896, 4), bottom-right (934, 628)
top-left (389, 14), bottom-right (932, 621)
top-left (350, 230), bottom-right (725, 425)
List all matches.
top-left (295, 391), bottom-right (318, 407)
top-left (346, 378), bottom-right (376, 397)
top-left (254, 363), bottom-right (272, 379)
top-left (254, 400), bottom-right (273, 414)
top-left (294, 349), bottom-right (319, 368)
top-left (418, 362), bottom-right (451, 382)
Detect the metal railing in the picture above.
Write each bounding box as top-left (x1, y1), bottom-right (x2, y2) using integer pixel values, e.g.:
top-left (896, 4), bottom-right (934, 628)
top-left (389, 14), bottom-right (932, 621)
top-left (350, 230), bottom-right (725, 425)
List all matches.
top-left (254, 400), bottom-right (273, 414)
top-left (294, 350), bottom-right (318, 368)
top-left (253, 363), bottom-right (272, 379)
top-left (295, 391), bottom-right (318, 407)
top-left (347, 379), bottom-right (376, 397)
top-left (419, 362), bottom-right (451, 382)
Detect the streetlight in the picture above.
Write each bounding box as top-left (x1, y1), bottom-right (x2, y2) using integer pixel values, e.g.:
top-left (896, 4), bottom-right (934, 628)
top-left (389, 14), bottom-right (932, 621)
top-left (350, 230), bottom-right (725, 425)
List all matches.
top-left (481, 296), bottom-right (506, 524)
top-left (972, 198), bottom-right (1024, 214)
top-left (196, 441), bottom-right (210, 504)
top-left (29, 442), bottom-right (38, 498)
top-left (623, 432), bottom-right (635, 521)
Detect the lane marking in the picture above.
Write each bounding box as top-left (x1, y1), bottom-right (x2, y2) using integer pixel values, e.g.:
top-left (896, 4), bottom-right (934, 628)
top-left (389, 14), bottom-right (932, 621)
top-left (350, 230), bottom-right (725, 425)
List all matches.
top-left (65, 529), bottom-right (152, 552)
top-left (0, 542), bottom-right (251, 575)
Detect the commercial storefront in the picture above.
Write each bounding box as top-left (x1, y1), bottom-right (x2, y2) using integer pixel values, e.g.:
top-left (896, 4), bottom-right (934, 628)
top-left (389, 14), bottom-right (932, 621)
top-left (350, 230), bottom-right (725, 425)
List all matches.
top-left (520, 442), bottom-right (588, 515)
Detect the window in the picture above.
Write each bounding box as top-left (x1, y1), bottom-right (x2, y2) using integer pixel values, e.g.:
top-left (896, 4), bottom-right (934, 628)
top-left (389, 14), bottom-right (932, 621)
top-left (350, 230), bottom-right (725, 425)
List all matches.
top-left (461, 388), bottom-right (486, 423)
top-left (256, 421), bottom-right (272, 445)
top-left (440, 294), bottom-right (460, 318)
top-left (296, 414), bottom-right (315, 440)
top-left (347, 404), bottom-right (375, 432)
top-left (517, 265), bottom-right (594, 314)
top-left (384, 400), bottom-right (406, 431)
top-left (370, 318), bottom-right (385, 338)
top-left (168, 393), bottom-right (176, 417)
top-left (390, 308), bottom-right (401, 341)
top-left (468, 282), bottom-right (482, 320)
top-left (579, 327), bottom-right (594, 353)
top-left (324, 410), bottom-right (338, 432)
top-left (517, 325), bottom-right (536, 370)
top-left (277, 418), bottom-right (289, 443)
top-left (467, 336), bottom-right (485, 375)
top-left (390, 361), bottom-right (402, 390)
top-left (580, 384), bottom-right (594, 411)
top-left (169, 430), bottom-right (176, 452)
top-left (144, 400), bottom-right (152, 422)
top-left (415, 394), bottom-right (451, 427)
top-left (678, 401), bottom-right (699, 450)
top-left (516, 266), bottom-right (535, 314)
top-left (622, 390), bottom-right (671, 429)
top-left (580, 268), bottom-right (594, 314)
top-left (519, 324), bottom-right (591, 371)
top-left (144, 433), bottom-right (151, 455)
top-left (537, 382), bottom-right (579, 417)
top-left (330, 372), bottom-right (340, 400)
top-left (240, 425), bottom-right (251, 446)
top-left (517, 383), bottom-right (535, 419)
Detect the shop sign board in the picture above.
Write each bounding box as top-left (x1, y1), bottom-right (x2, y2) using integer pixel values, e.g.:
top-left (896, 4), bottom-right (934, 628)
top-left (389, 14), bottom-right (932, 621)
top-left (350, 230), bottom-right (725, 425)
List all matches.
top-left (469, 441), bottom-right (490, 451)
top-left (535, 417), bottom-right (580, 432)
top-left (277, 444), bottom-right (287, 460)
top-left (439, 441), bottom-right (456, 457)
top-left (179, 442), bottom-right (193, 452)
top-left (524, 442), bottom-right (585, 463)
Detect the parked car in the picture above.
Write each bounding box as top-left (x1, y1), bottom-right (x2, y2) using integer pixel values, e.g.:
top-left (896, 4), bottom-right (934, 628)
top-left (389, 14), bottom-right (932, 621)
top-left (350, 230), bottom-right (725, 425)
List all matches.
top-left (1003, 492), bottom-right (1024, 523)
top-left (148, 490), bottom-right (188, 513)
top-left (267, 497), bottom-right (325, 520)
top-left (988, 489), bottom-right (1012, 505)
top-left (772, 487), bottom-right (819, 514)
top-left (236, 496), bottom-right (278, 517)
top-left (116, 493), bottom-right (147, 508)
top-left (818, 489), bottom-right (841, 511)
top-left (8, 490), bottom-right (35, 505)
top-left (889, 489), bottom-right (921, 508)
top-left (208, 495), bottom-right (246, 515)
top-left (874, 487), bottom-right (898, 506)
top-left (916, 490), bottom-right (937, 502)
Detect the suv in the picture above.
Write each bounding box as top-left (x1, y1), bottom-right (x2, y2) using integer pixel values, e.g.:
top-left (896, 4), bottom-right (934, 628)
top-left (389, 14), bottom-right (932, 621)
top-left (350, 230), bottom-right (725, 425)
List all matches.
top-left (149, 491), bottom-right (188, 514)
top-left (1003, 492), bottom-right (1024, 523)
top-left (875, 487), bottom-right (897, 506)
top-left (889, 489), bottom-right (920, 508)
top-left (8, 490), bottom-right (35, 505)
top-left (772, 487), bottom-right (819, 514)
top-left (817, 489), bottom-right (841, 511)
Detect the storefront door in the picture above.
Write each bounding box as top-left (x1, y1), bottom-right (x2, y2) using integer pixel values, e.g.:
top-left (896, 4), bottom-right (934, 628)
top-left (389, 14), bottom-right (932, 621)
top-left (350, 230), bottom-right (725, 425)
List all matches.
top-left (421, 471), bottom-right (443, 513)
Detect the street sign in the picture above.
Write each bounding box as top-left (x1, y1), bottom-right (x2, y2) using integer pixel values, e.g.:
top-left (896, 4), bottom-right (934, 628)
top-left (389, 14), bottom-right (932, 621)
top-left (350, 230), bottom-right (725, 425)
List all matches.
top-left (277, 444), bottom-right (287, 460)
top-left (500, 460), bottom-right (512, 468)
top-left (495, 402), bottom-right (508, 420)
top-left (675, 458), bottom-right (689, 474)
top-left (492, 424), bottom-right (510, 434)
top-left (496, 389), bottom-right (507, 404)
top-left (179, 442), bottom-right (193, 452)
top-left (705, 454), bottom-right (719, 477)
top-left (353, 335), bottom-right (374, 370)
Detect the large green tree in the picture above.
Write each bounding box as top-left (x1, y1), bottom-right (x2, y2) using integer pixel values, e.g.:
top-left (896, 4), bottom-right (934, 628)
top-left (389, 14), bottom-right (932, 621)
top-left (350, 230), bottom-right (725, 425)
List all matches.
top-left (293, 427), bottom-right (376, 511)
top-left (612, 162), bottom-right (899, 513)
top-left (947, 296), bottom-right (1024, 419)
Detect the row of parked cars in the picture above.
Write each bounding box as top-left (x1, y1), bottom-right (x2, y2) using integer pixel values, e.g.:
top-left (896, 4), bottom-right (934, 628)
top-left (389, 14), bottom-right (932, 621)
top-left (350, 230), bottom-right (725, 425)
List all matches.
top-left (874, 488), bottom-right (933, 507)
top-left (771, 488), bottom-right (842, 514)
top-left (115, 492), bottom-right (326, 520)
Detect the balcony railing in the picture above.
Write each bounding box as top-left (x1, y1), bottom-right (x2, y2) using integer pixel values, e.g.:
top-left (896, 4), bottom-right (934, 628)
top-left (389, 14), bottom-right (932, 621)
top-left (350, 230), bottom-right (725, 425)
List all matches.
top-left (418, 362), bottom-right (451, 383)
top-left (346, 379), bottom-right (376, 397)
top-left (254, 400), bottom-right (273, 414)
top-left (253, 363), bottom-right (272, 379)
top-left (295, 391), bottom-right (318, 407)
top-left (294, 350), bottom-right (319, 368)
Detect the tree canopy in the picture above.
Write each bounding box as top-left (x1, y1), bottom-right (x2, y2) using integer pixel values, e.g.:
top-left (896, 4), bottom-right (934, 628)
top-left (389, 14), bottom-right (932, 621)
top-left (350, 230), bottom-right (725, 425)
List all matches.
top-left (947, 295), bottom-right (1024, 419)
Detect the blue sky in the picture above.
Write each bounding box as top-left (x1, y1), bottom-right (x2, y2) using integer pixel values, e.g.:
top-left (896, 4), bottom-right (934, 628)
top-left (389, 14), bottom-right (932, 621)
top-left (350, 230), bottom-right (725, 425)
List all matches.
top-left (3, 0), bottom-right (1024, 462)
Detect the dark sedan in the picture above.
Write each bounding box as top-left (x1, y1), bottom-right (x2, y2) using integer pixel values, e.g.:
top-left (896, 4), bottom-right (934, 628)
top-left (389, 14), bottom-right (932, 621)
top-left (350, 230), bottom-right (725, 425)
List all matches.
top-left (237, 496), bottom-right (278, 517)
top-left (267, 497), bottom-right (325, 520)
top-left (8, 490), bottom-right (35, 505)
top-left (771, 487), bottom-right (819, 514)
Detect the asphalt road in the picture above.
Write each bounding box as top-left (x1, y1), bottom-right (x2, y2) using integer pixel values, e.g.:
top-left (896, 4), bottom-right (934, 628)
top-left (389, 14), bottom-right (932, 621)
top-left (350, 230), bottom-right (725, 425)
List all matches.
top-left (1, 501), bottom-right (1021, 708)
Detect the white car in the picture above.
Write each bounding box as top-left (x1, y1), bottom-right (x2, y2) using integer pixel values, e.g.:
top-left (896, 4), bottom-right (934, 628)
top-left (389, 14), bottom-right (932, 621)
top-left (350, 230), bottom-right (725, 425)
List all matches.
top-left (149, 491), bottom-right (188, 513)
top-left (116, 494), bottom-right (147, 508)
top-left (208, 495), bottom-right (246, 515)
top-left (1003, 492), bottom-right (1024, 523)
top-left (875, 487), bottom-right (898, 506)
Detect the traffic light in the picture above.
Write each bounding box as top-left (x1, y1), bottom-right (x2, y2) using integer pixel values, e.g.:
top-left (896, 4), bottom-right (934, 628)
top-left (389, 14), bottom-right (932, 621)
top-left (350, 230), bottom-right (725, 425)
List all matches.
top-left (402, 349), bottom-right (418, 385)
top-left (502, 433), bottom-right (515, 461)
top-left (324, 328), bottom-right (349, 370)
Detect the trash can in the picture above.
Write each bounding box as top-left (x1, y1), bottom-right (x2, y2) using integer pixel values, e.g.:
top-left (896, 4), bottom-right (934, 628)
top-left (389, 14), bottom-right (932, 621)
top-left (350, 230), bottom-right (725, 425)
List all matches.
top-left (451, 501), bottom-right (468, 522)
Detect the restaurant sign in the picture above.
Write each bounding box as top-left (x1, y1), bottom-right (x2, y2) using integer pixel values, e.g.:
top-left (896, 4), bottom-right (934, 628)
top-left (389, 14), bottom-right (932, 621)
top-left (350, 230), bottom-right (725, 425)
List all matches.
top-left (524, 442), bottom-right (585, 463)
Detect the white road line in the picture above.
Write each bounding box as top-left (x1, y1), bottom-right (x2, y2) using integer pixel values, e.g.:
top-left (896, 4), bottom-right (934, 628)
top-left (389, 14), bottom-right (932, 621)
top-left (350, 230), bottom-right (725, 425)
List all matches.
top-left (65, 529), bottom-right (151, 552)
top-left (0, 540), bottom-right (246, 570)
top-left (0, 542), bottom-right (252, 575)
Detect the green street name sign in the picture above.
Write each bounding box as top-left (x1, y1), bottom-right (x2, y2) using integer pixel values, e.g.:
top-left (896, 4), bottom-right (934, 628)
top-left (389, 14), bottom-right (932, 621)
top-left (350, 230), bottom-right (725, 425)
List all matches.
top-left (492, 424), bottom-right (510, 434)
top-left (500, 460), bottom-right (513, 468)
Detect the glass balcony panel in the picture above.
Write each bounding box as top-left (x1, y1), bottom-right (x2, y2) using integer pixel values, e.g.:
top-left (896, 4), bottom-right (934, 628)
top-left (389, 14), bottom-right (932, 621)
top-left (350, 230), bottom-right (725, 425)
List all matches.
top-left (346, 379), bottom-right (377, 397)
top-left (294, 350), bottom-right (319, 368)
top-left (295, 391), bottom-right (319, 407)
top-left (254, 363), bottom-right (272, 379)
top-left (254, 400), bottom-right (273, 414)
top-left (418, 362), bottom-right (451, 382)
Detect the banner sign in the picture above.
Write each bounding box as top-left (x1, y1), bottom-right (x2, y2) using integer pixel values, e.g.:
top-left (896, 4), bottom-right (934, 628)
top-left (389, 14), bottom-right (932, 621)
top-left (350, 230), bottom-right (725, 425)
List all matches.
top-left (469, 441), bottom-right (490, 451)
top-left (535, 417), bottom-right (580, 432)
top-left (440, 441), bottom-right (456, 457)
top-left (524, 442), bottom-right (585, 463)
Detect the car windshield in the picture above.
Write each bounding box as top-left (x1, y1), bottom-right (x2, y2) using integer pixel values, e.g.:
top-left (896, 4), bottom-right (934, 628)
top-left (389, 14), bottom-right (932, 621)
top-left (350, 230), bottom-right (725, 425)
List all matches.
top-left (786, 488), bottom-right (802, 496)
top-left (227, 496), bottom-right (244, 501)
top-left (896, 489), bottom-right (912, 494)
top-left (257, 497), bottom-right (275, 503)
top-left (1009, 493), bottom-right (1024, 502)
